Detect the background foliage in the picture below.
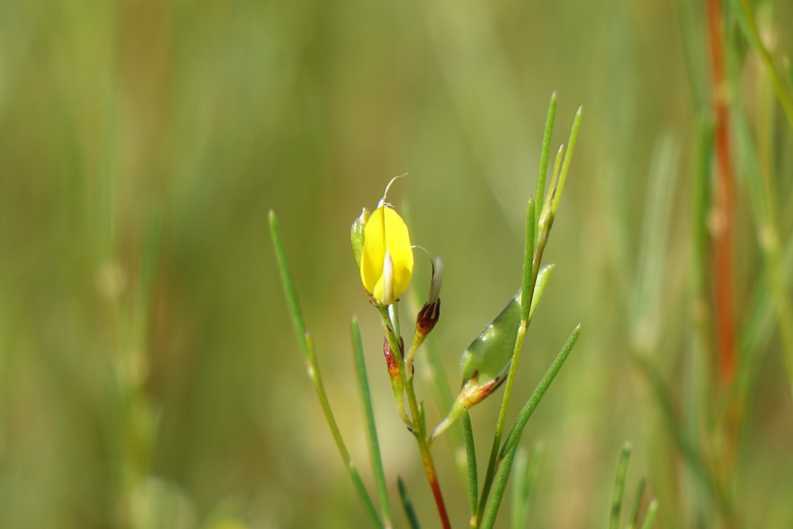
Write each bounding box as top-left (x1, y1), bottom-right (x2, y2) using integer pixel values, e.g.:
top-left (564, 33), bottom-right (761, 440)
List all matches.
top-left (1, 1), bottom-right (792, 528)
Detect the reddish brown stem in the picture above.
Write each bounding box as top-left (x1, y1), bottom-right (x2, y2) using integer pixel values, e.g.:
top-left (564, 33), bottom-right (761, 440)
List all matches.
top-left (420, 444), bottom-right (452, 529)
top-left (707, 0), bottom-right (737, 386)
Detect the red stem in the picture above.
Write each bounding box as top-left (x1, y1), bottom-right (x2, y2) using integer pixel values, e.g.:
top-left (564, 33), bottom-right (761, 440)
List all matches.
top-left (420, 446), bottom-right (452, 529)
top-left (707, 0), bottom-right (737, 386)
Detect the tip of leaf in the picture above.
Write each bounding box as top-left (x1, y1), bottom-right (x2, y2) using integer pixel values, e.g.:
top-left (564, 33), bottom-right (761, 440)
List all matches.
top-left (575, 105), bottom-right (583, 117)
top-left (550, 91), bottom-right (558, 102)
top-left (268, 209), bottom-right (277, 224)
top-left (621, 441), bottom-right (633, 454)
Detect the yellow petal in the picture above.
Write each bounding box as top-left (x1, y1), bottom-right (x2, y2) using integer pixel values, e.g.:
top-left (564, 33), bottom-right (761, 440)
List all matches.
top-left (360, 206), bottom-right (414, 304)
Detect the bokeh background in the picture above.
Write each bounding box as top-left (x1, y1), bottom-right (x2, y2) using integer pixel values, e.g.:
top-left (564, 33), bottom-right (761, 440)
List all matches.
top-left (1, 1), bottom-right (792, 528)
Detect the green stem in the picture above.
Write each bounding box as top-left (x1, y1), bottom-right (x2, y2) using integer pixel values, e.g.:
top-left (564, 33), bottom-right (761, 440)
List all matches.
top-left (379, 308), bottom-right (453, 529)
top-left (352, 318), bottom-right (394, 529)
top-left (269, 211), bottom-right (383, 529)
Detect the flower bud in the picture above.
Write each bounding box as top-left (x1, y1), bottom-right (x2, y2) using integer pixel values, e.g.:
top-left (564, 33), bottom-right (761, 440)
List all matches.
top-left (416, 299), bottom-right (441, 336)
top-left (359, 205), bottom-right (414, 305)
top-left (416, 256), bottom-right (443, 335)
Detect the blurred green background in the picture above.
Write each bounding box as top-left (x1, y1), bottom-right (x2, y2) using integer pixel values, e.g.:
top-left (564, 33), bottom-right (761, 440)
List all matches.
top-left (2, 1), bottom-right (793, 528)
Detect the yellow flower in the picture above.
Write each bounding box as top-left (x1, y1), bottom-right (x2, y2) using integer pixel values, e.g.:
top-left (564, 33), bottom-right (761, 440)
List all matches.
top-left (359, 205), bottom-right (414, 305)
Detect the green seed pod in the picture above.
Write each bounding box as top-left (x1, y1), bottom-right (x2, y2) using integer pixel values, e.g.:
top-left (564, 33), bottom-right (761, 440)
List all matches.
top-left (430, 265), bottom-right (556, 442)
top-left (461, 294), bottom-right (522, 383)
top-left (460, 264), bottom-right (556, 384)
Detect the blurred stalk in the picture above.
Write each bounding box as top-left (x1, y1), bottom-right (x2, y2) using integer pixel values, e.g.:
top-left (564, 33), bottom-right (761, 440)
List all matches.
top-left (626, 478), bottom-right (647, 529)
top-left (269, 212), bottom-right (383, 529)
top-left (733, 0), bottom-right (793, 128)
top-left (639, 500), bottom-right (659, 529)
top-left (706, 0), bottom-right (738, 389)
top-left (609, 443), bottom-right (632, 529)
top-left (748, 8), bottom-right (793, 399)
top-left (509, 443), bottom-right (541, 529)
top-left (633, 355), bottom-right (738, 526)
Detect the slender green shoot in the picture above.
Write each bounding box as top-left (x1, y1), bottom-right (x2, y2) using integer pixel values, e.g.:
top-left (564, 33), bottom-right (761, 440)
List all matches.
top-left (352, 318), bottom-right (393, 529)
top-left (397, 477), bottom-right (422, 529)
top-left (609, 443), bottom-right (632, 529)
top-left (269, 211), bottom-right (383, 529)
top-left (534, 92), bottom-right (558, 229)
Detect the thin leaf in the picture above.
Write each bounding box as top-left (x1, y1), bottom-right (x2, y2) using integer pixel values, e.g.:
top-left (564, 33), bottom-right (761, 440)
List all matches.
top-left (550, 106), bottom-right (583, 214)
top-left (463, 412), bottom-right (479, 516)
top-left (397, 477), bottom-right (422, 529)
top-left (534, 93), bottom-right (558, 229)
top-left (501, 324), bottom-right (581, 457)
top-left (352, 318), bottom-right (393, 529)
top-left (479, 442), bottom-right (519, 529)
top-left (269, 211), bottom-right (383, 529)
